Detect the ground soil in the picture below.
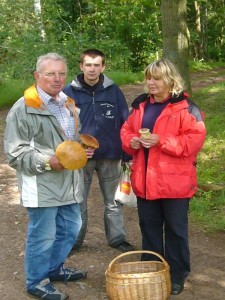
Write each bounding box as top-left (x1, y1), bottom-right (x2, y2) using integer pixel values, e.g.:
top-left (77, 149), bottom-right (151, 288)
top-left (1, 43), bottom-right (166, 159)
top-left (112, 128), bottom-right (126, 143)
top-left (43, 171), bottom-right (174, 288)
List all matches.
top-left (0, 69), bottom-right (225, 300)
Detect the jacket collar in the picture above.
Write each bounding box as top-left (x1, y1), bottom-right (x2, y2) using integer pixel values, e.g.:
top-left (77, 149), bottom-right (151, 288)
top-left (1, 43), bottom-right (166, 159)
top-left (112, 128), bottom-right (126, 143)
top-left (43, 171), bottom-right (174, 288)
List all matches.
top-left (24, 84), bottom-right (46, 109)
top-left (24, 84), bottom-right (75, 112)
top-left (71, 73), bottom-right (114, 90)
top-left (131, 92), bottom-right (189, 109)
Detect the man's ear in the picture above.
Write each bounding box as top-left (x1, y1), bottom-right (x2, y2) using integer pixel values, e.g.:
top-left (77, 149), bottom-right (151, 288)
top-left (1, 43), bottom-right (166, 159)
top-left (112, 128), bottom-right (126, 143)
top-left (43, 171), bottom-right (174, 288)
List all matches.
top-left (34, 71), bottom-right (40, 81)
top-left (101, 65), bottom-right (106, 72)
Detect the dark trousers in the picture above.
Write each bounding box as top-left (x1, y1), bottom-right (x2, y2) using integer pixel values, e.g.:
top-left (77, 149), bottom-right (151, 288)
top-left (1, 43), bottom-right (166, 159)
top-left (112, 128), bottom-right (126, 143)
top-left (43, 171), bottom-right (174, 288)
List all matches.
top-left (137, 197), bottom-right (190, 284)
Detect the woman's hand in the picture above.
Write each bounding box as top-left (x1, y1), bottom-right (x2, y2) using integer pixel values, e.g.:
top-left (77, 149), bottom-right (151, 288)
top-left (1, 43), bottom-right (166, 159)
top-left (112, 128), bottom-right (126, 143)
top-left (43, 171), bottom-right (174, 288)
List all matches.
top-left (140, 134), bottom-right (159, 148)
top-left (130, 137), bottom-right (141, 150)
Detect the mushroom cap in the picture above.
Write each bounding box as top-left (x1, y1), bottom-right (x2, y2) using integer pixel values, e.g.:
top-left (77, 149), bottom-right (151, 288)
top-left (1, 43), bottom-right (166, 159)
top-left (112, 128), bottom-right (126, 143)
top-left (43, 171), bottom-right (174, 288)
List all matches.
top-left (139, 128), bottom-right (151, 139)
top-left (80, 134), bottom-right (99, 149)
top-left (56, 140), bottom-right (87, 170)
top-left (139, 128), bottom-right (150, 134)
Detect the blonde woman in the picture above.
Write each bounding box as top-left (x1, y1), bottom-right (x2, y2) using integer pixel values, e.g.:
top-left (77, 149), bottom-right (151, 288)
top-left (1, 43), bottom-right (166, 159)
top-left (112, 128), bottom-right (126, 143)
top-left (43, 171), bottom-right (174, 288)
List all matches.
top-left (121, 59), bottom-right (206, 295)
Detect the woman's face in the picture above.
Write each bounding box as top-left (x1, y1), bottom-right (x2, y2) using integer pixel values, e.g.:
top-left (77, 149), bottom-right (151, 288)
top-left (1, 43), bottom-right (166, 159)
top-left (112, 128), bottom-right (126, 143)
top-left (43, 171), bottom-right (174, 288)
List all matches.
top-left (146, 77), bottom-right (171, 102)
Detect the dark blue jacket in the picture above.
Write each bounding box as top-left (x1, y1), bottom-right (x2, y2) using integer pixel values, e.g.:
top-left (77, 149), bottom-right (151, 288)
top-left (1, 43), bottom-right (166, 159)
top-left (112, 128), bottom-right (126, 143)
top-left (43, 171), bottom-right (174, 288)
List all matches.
top-left (63, 74), bottom-right (130, 160)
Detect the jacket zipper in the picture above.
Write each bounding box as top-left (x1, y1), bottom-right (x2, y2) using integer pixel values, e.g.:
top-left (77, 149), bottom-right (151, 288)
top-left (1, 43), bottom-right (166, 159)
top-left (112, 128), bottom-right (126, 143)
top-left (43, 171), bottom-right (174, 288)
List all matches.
top-left (92, 91), bottom-right (98, 130)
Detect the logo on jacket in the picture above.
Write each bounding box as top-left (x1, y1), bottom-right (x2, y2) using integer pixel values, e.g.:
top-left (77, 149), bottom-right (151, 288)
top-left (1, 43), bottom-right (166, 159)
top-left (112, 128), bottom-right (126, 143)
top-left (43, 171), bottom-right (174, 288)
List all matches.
top-left (101, 103), bottom-right (115, 119)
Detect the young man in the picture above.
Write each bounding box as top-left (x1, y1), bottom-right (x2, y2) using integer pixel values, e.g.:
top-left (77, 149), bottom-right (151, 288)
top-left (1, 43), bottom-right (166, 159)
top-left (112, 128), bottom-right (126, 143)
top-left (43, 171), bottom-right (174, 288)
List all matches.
top-left (63, 49), bottom-right (134, 252)
top-left (4, 53), bottom-right (89, 300)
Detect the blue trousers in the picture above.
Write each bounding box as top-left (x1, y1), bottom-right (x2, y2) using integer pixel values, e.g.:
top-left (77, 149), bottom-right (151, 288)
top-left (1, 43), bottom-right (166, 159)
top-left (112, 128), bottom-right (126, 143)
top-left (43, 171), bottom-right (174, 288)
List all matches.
top-left (75, 159), bottom-right (126, 247)
top-left (137, 198), bottom-right (190, 284)
top-left (25, 204), bottom-right (81, 289)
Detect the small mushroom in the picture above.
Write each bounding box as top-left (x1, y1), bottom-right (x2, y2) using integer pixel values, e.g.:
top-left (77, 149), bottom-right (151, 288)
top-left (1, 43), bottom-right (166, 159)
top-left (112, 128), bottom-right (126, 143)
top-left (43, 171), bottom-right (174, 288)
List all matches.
top-left (80, 134), bottom-right (99, 149)
top-left (139, 128), bottom-right (151, 139)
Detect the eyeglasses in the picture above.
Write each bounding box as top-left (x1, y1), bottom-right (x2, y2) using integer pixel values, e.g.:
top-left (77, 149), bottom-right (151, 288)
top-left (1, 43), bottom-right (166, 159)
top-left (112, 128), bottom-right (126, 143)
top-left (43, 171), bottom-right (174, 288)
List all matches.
top-left (40, 72), bottom-right (67, 78)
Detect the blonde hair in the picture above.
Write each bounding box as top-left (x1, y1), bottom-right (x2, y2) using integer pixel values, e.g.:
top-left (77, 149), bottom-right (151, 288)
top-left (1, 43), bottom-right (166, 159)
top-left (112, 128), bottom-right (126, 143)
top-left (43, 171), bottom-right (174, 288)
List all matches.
top-left (144, 59), bottom-right (184, 96)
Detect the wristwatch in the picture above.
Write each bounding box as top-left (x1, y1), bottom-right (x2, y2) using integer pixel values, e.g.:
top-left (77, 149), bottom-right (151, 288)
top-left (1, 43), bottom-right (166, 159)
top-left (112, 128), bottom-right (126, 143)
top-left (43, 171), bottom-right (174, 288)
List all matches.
top-left (45, 158), bottom-right (52, 171)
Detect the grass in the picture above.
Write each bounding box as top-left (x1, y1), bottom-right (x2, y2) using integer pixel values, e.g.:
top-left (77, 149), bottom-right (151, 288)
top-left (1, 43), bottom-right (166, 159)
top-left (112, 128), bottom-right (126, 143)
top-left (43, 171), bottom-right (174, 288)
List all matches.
top-left (0, 71), bottom-right (143, 109)
top-left (105, 70), bottom-right (144, 86)
top-left (0, 79), bottom-right (34, 109)
top-left (190, 80), bottom-right (225, 231)
top-left (0, 61), bottom-right (225, 232)
top-left (189, 60), bottom-right (224, 72)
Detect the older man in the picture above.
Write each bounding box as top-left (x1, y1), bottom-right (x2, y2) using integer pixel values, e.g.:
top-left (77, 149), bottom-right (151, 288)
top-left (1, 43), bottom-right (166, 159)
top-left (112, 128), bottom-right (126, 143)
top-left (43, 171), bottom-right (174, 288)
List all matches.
top-left (4, 53), bottom-right (90, 300)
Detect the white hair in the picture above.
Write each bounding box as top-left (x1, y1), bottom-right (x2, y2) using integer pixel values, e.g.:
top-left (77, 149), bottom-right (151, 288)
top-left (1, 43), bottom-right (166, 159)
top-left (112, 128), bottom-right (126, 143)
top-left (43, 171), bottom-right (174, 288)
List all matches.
top-left (36, 52), bottom-right (67, 72)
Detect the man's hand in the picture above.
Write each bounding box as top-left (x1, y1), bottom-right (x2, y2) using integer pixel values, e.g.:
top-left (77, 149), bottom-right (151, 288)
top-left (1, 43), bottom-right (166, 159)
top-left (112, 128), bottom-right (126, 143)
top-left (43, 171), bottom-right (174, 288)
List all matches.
top-left (85, 147), bottom-right (95, 159)
top-left (49, 155), bottom-right (65, 171)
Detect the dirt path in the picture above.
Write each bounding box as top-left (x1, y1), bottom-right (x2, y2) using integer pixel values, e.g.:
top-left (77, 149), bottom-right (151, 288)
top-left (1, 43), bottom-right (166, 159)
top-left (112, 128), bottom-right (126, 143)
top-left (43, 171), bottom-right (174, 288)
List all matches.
top-left (0, 69), bottom-right (225, 299)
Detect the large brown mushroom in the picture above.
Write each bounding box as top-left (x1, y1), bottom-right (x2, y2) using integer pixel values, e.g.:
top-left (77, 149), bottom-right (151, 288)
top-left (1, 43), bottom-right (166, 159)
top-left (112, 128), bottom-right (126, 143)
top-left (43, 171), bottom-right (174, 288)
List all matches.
top-left (80, 134), bottom-right (99, 149)
top-left (55, 140), bottom-right (87, 170)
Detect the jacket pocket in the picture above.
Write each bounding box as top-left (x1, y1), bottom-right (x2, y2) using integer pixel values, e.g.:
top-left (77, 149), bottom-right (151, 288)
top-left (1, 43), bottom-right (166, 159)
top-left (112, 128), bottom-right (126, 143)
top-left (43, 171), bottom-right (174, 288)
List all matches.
top-left (158, 161), bottom-right (197, 197)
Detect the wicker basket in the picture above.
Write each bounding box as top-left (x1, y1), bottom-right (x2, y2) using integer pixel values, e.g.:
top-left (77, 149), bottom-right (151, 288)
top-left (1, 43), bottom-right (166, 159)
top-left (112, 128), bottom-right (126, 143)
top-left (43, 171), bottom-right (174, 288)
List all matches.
top-left (105, 250), bottom-right (171, 300)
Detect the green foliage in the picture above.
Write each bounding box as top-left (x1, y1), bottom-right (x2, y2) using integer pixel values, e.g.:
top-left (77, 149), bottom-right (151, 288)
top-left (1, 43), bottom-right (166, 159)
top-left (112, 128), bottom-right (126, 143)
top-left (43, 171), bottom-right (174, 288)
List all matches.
top-left (190, 191), bottom-right (225, 231)
top-left (189, 60), bottom-right (224, 72)
top-left (0, 79), bottom-right (33, 109)
top-left (0, 0), bottom-right (225, 232)
top-left (187, 0), bottom-right (225, 61)
top-left (0, 71), bottom-right (143, 108)
top-left (190, 80), bottom-right (225, 231)
top-left (0, 0), bottom-right (162, 81)
top-left (105, 71), bottom-right (144, 86)
top-left (1, 0), bottom-right (224, 82)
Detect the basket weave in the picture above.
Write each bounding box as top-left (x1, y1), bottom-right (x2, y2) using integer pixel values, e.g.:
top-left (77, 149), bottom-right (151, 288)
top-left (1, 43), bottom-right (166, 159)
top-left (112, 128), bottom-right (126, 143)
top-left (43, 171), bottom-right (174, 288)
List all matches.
top-left (105, 250), bottom-right (171, 300)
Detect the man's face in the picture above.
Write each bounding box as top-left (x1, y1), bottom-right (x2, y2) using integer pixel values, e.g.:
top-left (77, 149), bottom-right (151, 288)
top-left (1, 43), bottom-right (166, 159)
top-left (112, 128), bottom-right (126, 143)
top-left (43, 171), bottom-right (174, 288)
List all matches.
top-left (34, 59), bottom-right (67, 98)
top-left (80, 55), bottom-right (105, 86)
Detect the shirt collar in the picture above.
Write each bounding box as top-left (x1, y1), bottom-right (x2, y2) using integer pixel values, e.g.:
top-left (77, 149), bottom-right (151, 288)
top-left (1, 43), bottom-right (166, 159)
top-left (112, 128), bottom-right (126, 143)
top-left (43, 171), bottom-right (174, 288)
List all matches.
top-left (36, 85), bottom-right (68, 106)
top-left (149, 95), bottom-right (171, 104)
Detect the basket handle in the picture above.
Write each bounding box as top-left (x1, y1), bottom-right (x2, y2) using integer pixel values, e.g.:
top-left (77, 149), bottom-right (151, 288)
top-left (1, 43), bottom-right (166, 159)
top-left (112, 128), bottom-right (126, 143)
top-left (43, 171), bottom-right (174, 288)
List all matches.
top-left (107, 250), bottom-right (169, 272)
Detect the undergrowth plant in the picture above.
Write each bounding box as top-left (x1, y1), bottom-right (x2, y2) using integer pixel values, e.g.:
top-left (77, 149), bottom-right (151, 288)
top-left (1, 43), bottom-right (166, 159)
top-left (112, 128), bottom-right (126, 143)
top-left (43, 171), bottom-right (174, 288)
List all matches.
top-left (190, 81), bottom-right (225, 231)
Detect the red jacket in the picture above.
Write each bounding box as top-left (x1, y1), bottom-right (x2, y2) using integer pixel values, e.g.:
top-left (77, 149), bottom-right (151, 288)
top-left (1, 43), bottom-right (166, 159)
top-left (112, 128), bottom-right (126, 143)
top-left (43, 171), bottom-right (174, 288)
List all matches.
top-left (121, 94), bottom-right (206, 200)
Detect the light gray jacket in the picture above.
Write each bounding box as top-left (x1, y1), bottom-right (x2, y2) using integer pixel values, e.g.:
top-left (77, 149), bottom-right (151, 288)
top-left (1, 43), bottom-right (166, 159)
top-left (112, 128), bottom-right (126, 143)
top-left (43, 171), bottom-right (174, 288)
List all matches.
top-left (4, 87), bottom-right (84, 207)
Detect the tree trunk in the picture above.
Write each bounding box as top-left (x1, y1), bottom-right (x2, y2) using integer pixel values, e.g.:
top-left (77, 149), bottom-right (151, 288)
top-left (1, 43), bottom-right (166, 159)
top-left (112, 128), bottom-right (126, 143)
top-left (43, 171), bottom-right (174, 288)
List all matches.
top-left (34, 0), bottom-right (46, 41)
top-left (202, 2), bottom-right (209, 60)
top-left (194, 1), bottom-right (204, 59)
top-left (161, 0), bottom-right (191, 94)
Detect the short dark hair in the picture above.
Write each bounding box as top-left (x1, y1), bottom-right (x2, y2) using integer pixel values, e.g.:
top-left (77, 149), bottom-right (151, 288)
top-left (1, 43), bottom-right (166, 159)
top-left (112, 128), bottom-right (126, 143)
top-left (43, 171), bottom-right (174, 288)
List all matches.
top-left (80, 49), bottom-right (105, 65)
